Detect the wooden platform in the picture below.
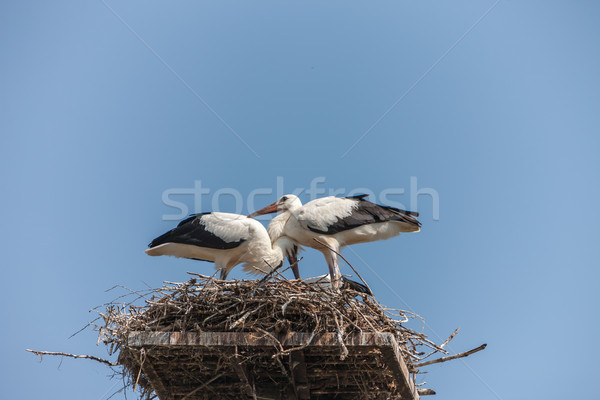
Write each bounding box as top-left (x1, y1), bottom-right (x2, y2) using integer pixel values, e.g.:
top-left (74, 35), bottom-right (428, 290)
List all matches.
top-left (122, 331), bottom-right (420, 400)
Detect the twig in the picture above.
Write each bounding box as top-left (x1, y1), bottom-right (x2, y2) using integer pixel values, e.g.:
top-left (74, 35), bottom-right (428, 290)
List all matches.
top-left (251, 259), bottom-right (290, 295)
top-left (333, 314), bottom-right (349, 360)
top-left (413, 344), bottom-right (487, 367)
top-left (133, 348), bottom-right (146, 392)
top-left (26, 349), bottom-right (118, 367)
top-left (440, 327), bottom-right (459, 350)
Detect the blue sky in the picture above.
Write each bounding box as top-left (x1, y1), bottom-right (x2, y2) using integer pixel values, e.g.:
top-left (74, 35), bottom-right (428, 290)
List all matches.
top-left (2, 1), bottom-right (599, 398)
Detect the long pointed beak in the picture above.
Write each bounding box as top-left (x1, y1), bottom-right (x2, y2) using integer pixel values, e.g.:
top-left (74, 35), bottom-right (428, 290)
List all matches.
top-left (248, 202), bottom-right (279, 218)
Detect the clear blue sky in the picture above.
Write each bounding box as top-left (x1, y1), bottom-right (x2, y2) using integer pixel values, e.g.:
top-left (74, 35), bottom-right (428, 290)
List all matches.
top-left (2, 1), bottom-right (599, 399)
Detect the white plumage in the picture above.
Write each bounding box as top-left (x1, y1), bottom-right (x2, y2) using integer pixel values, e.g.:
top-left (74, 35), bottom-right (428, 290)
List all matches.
top-left (249, 194), bottom-right (421, 290)
top-left (145, 212), bottom-right (286, 279)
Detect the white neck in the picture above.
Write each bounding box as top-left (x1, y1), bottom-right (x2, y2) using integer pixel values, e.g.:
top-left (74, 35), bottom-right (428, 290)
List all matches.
top-left (267, 197), bottom-right (303, 243)
top-left (268, 212), bottom-right (292, 243)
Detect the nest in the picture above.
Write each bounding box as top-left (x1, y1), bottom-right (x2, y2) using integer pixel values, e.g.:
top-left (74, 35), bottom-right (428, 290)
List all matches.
top-left (94, 272), bottom-right (462, 400)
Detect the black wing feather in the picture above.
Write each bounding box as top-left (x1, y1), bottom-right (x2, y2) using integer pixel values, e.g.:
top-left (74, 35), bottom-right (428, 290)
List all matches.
top-left (307, 197), bottom-right (421, 235)
top-left (148, 213), bottom-right (244, 250)
top-left (345, 194), bottom-right (370, 201)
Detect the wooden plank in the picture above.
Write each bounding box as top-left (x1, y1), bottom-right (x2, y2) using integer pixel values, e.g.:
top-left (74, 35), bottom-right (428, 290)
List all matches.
top-left (127, 331), bottom-right (418, 400)
top-left (379, 335), bottom-right (420, 400)
top-left (289, 350), bottom-right (310, 400)
top-left (231, 352), bottom-right (257, 400)
top-left (128, 331), bottom-right (395, 348)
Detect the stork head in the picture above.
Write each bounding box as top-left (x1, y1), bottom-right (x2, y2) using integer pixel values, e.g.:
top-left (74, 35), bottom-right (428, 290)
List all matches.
top-left (248, 194), bottom-right (301, 217)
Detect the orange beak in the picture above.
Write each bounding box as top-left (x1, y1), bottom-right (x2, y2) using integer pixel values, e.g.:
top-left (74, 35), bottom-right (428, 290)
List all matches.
top-left (248, 202), bottom-right (279, 218)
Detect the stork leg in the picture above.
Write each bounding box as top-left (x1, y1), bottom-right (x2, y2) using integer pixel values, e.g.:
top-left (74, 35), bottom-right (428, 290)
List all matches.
top-left (324, 251), bottom-right (342, 291)
top-left (287, 244), bottom-right (300, 279)
top-left (219, 268), bottom-right (228, 280)
top-left (288, 255), bottom-right (300, 280)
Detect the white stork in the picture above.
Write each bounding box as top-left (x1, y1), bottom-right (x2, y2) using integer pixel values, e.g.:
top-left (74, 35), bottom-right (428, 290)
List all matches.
top-left (249, 194), bottom-right (421, 290)
top-left (145, 212), bottom-right (292, 279)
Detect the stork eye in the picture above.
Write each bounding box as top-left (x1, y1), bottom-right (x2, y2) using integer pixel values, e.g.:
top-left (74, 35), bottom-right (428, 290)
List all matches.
top-left (280, 196), bottom-right (288, 202)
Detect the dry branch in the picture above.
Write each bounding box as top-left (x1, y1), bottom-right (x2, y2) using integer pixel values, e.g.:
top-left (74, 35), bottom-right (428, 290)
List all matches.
top-left (413, 344), bottom-right (487, 367)
top-left (440, 327), bottom-right (460, 350)
top-left (26, 349), bottom-right (118, 367)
